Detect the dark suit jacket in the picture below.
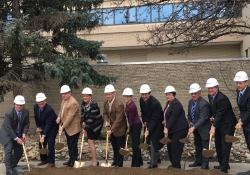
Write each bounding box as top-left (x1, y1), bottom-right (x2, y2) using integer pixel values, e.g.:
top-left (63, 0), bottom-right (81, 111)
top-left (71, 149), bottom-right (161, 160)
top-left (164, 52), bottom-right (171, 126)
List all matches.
top-left (34, 103), bottom-right (58, 136)
top-left (188, 97), bottom-right (210, 140)
top-left (208, 91), bottom-right (237, 134)
top-left (140, 95), bottom-right (164, 151)
top-left (236, 86), bottom-right (250, 132)
top-left (103, 98), bottom-right (127, 137)
top-left (0, 108), bottom-right (30, 146)
top-left (164, 98), bottom-right (189, 134)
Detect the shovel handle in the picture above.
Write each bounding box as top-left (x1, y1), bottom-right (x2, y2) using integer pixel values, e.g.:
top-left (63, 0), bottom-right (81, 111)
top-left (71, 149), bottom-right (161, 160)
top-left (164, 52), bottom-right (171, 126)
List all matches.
top-left (39, 134), bottom-right (44, 148)
top-left (144, 128), bottom-right (148, 144)
top-left (79, 134), bottom-right (84, 161)
top-left (105, 133), bottom-right (109, 163)
top-left (125, 134), bottom-right (129, 149)
top-left (22, 143), bottom-right (30, 171)
top-left (234, 128), bottom-right (237, 137)
top-left (209, 133), bottom-right (213, 150)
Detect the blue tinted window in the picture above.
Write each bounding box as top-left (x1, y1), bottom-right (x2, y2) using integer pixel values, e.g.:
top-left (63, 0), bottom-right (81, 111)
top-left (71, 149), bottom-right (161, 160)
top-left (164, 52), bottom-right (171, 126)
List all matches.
top-left (159, 4), bottom-right (172, 22)
top-left (128, 7), bottom-right (136, 23)
top-left (152, 5), bottom-right (159, 22)
top-left (137, 6), bottom-right (150, 23)
top-left (173, 3), bottom-right (185, 20)
top-left (103, 9), bottom-right (114, 25)
top-left (90, 9), bottom-right (102, 25)
top-left (115, 9), bottom-right (127, 24)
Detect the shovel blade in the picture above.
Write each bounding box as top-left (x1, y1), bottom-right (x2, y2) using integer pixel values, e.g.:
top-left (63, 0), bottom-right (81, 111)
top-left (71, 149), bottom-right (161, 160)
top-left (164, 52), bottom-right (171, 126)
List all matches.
top-left (179, 138), bottom-right (190, 144)
top-left (138, 143), bottom-right (150, 150)
top-left (202, 148), bottom-right (215, 158)
top-left (38, 148), bottom-right (49, 155)
top-left (54, 143), bottom-right (64, 150)
top-left (160, 137), bottom-right (172, 145)
top-left (73, 161), bottom-right (85, 168)
top-left (101, 162), bottom-right (111, 167)
top-left (225, 135), bottom-right (240, 143)
top-left (119, 148), bottom-right (130, 156)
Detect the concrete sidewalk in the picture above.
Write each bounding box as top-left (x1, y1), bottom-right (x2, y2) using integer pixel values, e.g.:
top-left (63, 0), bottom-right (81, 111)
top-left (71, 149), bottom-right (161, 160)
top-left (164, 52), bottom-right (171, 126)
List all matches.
top-left (0, 161), bottom-right (249, 175)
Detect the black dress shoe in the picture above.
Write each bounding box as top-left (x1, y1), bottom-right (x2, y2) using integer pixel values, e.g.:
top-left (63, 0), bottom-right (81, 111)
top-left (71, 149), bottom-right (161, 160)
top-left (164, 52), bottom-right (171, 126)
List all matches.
top-left (214, 165), bottom-right (230, 169)
top-left (67, 161), bottom-right (75, 167)
top-left (201, 166), bottom-right (209, 170)
top-left (147, 165), bottom-right (158, 169)
top-left (63, 160), bottom-right (71, 166)
top-left (189, 162), bottom-right (202, 167)
top-left (147, 159), bottom-right (161, 164)
top-left (111, 162), bottom-right (116, 166)
top-left (6, 169), bottom-right (17, 175)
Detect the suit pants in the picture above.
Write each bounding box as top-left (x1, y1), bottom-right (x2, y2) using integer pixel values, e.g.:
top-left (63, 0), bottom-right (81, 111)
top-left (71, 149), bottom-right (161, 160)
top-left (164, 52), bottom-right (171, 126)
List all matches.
top-left (131, 123), bottom-right (143, 167)
top-left (65, 131), bottom-right (80, 163)
top-left (111, 134), bottom-right (125, 167)
top-left (243, 129), bottom-right (250, 151)
top-left (4, 139), bottom-right (23, 171)
top-left (167, 128), bottom-right (188, 169)
top-left (193, 129), bottom-right (209, 166)
top-left (214, 130), bottom-right (233, 172)
top-left (39, 130), bottom-right (57, 164)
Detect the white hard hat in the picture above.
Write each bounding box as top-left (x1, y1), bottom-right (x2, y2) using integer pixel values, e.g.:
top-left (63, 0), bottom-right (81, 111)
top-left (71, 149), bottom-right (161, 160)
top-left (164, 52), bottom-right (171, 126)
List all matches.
top-left (140, 84), bottom-right (151, 93)
top-left (104, 84), bottom-right (115, 93)
top-left (122, 88), bottom-right (133, 96)
top-left (60, 85), bottom-right (71, 93)
top-left (189, 83), bottom-right (201, 93)
top-left (205, 78), bottom-right (219, 88)
top-left (82, 87), bottom-right (92, 95)
top-left (36, 93), bottom-right (46, 102)
top-left (234, 71), bottom-right (249, 82)
top-left (13, 95), bottom-right (25, 105)
top-left (164, 86), bottom-right (176, 93)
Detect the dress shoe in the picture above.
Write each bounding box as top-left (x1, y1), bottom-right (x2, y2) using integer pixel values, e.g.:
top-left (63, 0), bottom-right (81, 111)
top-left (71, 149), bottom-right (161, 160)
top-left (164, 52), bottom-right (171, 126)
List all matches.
top-left (189, 162), bottom-right (202, 167)
top-left (47, 163), bottom-right (55, 168)
top-left (63, 160), bottom-right (71, 166)
top-left (6, 169), bottom-right (17, 175)
top-left (37, 160), bottom-right (48, 166)
top-left (147, 159), bottom-right (161, 164)
top-left (214, 165), bottom-right (230, 169)
top-left (201, 166), bottom-right (209, 170)
top-left (147, 165), bottom-right (158, 169)
top-left (67, 161), bottom-right (75, 167)
top-left (111, 162), bottom-right (116, 166)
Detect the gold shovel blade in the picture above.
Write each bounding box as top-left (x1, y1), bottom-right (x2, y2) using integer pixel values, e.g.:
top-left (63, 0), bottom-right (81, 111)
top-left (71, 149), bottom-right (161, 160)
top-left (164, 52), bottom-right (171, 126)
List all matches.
top-left (54, 143), bottom-right (64, 150)
top-left (225, 135), bottom-right (240, 143)
top-left (138, 143), bottom-right (150, 150)
top-left (202, 148), bottom-right (216, 158)
top-left (38, 148), bottom-right (49, 155)
top-left (160, 137), bottom-right (172, 144)
top-left (119, 148), bottom-right (130, 156)
top-left (73, 161), bottom-right (85, 168)
top-left (179, 138), bottom-right (190, 144)
top-left (101, 162), bottom-right (111, 167)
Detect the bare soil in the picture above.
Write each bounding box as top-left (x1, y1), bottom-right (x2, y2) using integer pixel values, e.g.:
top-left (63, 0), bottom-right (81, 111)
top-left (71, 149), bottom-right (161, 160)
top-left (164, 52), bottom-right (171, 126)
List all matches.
top-left (23, 166), bottom-right (227, 175)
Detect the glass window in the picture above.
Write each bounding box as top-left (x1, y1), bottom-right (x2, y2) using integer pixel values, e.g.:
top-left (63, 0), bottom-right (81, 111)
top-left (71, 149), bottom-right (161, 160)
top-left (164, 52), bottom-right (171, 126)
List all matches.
top-left (159, 4), bottom-right (172, 22)
top-left (115, 9), bottom-right (127, 24)
top-left (90, 9), bottom-right (102, 25)
top-left (151, 5), bottom-right (159, 22)
top-left (103, 9), bottom-right (114, 25)
top-left (137, 6), bottom-right (150, 23)
top-left (173, 3), bottom-right (185, 20)
top-left (128, 7), bottom-right (136, 23)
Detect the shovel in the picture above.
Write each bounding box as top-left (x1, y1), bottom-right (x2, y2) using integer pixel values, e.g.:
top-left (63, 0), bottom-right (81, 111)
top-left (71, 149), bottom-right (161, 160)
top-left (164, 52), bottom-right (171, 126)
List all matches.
top-left (225, 128), bottom-right (240, 143)
top-left (101, 132), bottom-right (111, 167)
top-left (179, 131), bottom-right (191, 144)
top-left (55, 130), bottom-right (64, 150)
top-left (73, 133), bottom-right (85, 168)
top-left (22, 143), bottom-right (31, 171)
top-left (139, 128), bottom-right (150, 150)
top-left (202, 133), bottom-right (216, 158)
top-left (160, 126), bottom-right (172, 144)
top-left (119, 134), bottom-right (132, 156)
top-left (38, 134), bottom-right (50, 155)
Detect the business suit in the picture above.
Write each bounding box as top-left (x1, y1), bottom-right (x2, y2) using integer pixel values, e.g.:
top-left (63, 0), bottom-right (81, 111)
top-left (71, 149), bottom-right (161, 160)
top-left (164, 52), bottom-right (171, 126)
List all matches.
top-left (164, 98), bottom-right (189, 169)
top-left (103, 98), bottom-right (127, 167)
top-left (59, 96), bottom-right (81, 165)
top-left (236, 86), bottom-right (250, 150)
top-left (188, 97), bottom-right (210, 167)
top-left (208, 91), bottom-right (237, 173)
top-left (140, 95), bottom-right (164, 166)
top-left (0, 108), bottom-right (30, 173)
top-left (34, 103), bottom-right (58, 164)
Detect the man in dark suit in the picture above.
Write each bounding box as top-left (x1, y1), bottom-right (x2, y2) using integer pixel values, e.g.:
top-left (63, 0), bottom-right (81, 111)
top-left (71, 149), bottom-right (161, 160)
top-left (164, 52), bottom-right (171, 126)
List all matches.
top-left (34, 92), bottom-right (59, 167)
top-left (234, 71), bottom-right (250, 175)
top-left (0, 95), bottom-right (30, 175)
top-left (103, 84), bottom-right (127, 167)
top-left (139, 84), bottom-right (164, 169)
top-left (187, 83), bottom-right (210, 169)
top-left (206, 78), bottom-right (237, 174)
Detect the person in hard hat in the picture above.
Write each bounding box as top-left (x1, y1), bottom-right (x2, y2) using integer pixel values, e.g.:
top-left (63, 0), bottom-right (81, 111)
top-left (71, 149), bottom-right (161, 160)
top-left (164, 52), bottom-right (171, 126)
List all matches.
top-left (81, 87), bottom-right (103, 166)
top-left (0, 95), bottom-right (30, 175)
top-left (163, 85), bottom-right (189, 169)
top-left (139, 84), bottom-right (164, 169)
top-left (206, 78), bottom-right (237, 173)
top-left (187, 83), bottom-right (210, 170)
top-left (103, 84), bottom-right (127, 167)
top-left (34, 92), bottom-right (59, 168)
top-left (56, 85), bottom-right (81, 167)
top-left (123, 88), bottom-right (143, 167)
top-left (233, 71), bottom-right (250, 175)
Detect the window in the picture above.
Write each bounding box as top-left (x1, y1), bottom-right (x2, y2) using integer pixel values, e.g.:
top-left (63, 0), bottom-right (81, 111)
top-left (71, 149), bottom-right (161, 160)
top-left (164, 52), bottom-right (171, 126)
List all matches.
top-left (128, 7), bottom-right (136, 23)
top-left (103, 9), bottom-right (114, 25)
top-left (115, 9), bottom-right (127, 24)
top-left (137, 6), bottom-right (150, 23)
top-left (159, 4), bottom-right (172, 22)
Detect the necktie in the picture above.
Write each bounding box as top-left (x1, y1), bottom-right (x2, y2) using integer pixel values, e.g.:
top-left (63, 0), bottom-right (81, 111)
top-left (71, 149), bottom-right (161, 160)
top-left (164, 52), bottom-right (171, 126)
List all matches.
top-left (39, 108), bottom-right (43, 118)
top-left (18, 112), bottom-right (22, 137)
top-left (238, 93), bottom-right (243, 104)
top-left (191, 102), bottom-right (196, 125)
top-left (164, 104), bottom-right (170, 126)
top-left (211, 97), bottom-right (214, 105)
top-left (61, 102), bottom-right (66, 118)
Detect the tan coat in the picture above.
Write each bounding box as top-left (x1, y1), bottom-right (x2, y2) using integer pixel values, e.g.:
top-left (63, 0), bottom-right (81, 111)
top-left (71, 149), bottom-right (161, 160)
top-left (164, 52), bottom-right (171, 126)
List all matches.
top-left (59, 96), bottom-right (81, 136)
top-left (103, 98), bottom-right (127, 137)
